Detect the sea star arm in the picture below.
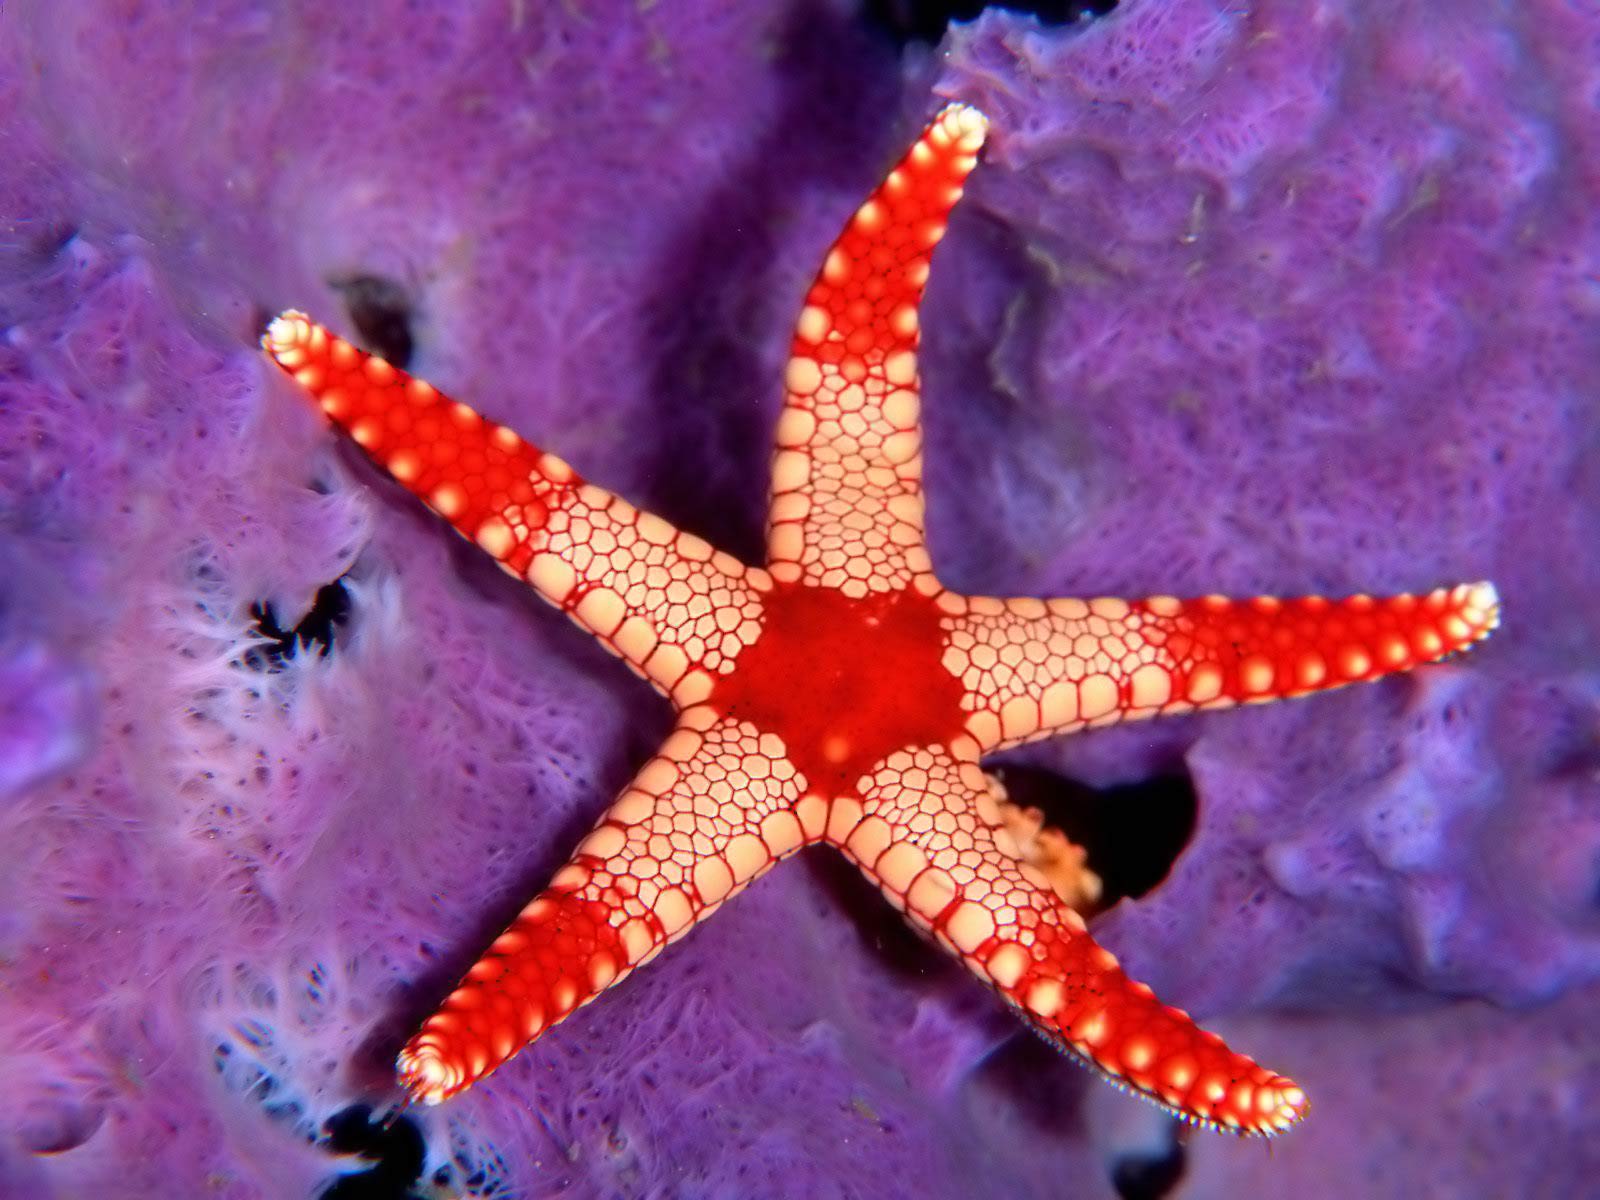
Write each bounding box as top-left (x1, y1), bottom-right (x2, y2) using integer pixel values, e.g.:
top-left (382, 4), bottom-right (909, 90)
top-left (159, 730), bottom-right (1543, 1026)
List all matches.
top-left (262, 312), bottom-right (769, 704)
top-left (941, 583), bottom-right (1501, 753)
top-left (398, 713), bottom-right (815, 1104)
top-left (838, 744), bottom-right (1307, 1135)
top-left (766, 103), bottom-right (987, 598)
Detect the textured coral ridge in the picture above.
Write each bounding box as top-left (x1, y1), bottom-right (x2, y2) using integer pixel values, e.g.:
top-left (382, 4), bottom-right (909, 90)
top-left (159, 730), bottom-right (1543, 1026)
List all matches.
top-left (264, 105), bottom-right (1498, 1137)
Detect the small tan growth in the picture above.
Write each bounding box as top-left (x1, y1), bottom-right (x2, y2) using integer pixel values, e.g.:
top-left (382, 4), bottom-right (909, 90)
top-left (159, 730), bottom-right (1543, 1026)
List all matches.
top-left (994, 789), bottom-right (1103, 911)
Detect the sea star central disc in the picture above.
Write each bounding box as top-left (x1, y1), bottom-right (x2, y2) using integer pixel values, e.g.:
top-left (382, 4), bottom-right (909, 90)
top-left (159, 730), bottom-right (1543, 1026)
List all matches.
top-left (708, 581), bottom-right (966, 791)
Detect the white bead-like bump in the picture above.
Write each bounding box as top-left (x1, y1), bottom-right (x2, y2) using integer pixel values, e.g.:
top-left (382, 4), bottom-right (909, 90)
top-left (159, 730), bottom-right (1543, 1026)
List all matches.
top-left (693, 856), bottom-right (735, 905)
top-left (1466, 580), bottom-right (1498, 618)
top-left (1186, 664), bottom-right (1224, 703)
top-left (760, 810), bottom-right (805, 857)
top-left (1164, 1059), bottom-right (1196, 1090)
top-left (1025, 978), bottom-right (1063, 1019)
top-left (875, 841), bottom-right (926, 894)
top-left (1239, 655), bottom-right (1274, 695)
top-left (725, 833), bottom-right (770, 880)
top-left (389, 450), bottom-right (420, 483)
top-left (1296, 653), bottom-right (1327, 688)
top-left (1122, 1037), bottom-right (1154, 1072)
top-left (785, 356), bottom-right (823, 396)
top-left (884, 349), bottom-right (916, 385)
top-left (882, 388), bottom-right (918, 428)
top-left (796, 305), bottom-right (830, 343)
top-left (906, 867), bottom-right (956, 918)
top-left (618, 918), bottom-right (654, 962)
top-left (986, 942), bottom-right (1028, 988)
top-left (944, 900), bottom-right (994, 952)
top-left (1078, 673), bottom-right (1117, 722)
top-left (1338, 645), bottom-right (1372, 677)
top-left (612, 616), bottom-right (658, 663)
top-left (575, 588), bottom-right (626, 636)
top-left (1070, 1009), bottom-right (1108, 1047)
top-left (264, 312), bottom-right (306, 352)
top-left (540, 453), bottom-right (575, 483)
top-left (475, 516), bottom-right (514, 558)
top-left (652, 887), bottom-right (693, 937)
top-left (431, 483), bottom-right (466, 518)
top-left (527, 553), bottom-right (577, 601)
top-left (578, 824), bottom-right (625, 861)
top-left (1129, 663), bottom-right (1171, 708)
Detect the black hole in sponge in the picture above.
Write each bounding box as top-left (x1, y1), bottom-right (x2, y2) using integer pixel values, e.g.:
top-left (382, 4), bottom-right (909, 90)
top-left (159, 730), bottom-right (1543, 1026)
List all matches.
top-left (250, 305), bottom-right (278, 345)
top-left (862, 0), bottom-right (1116, 45)
top-left (317, 1104), bottom-right (426, 1200)
top-left (989, 764), bottom-right (1197, 906)
top-left (1110, 1134), bottom-right (1186, 1200)
top-left (245, 577), bottom-right (352, 671)
top-left (329, 274), bottom-right (415, 369)
top-left (38, 222), bottom-right (81, 258)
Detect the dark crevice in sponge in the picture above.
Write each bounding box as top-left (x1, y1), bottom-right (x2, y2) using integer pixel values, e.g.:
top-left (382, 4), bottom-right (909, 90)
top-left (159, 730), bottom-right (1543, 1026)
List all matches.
top-left (863, 0), bottom-right (1117, 45)
top-left (245, 577), bottom-right (351, 671)
top-left (329, 274), bottom-right (415, 369)
top-left (1110, 1131), bottom-right (1187, 1199)
top-left (317, 1104), bottom-right (426, 1200)
top-left (989, 764), bottom-right (1197, 907)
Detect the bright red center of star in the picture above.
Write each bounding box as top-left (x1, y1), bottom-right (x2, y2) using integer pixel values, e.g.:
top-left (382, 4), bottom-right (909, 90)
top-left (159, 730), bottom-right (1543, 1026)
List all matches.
top-left (706, 581), bottom-right (966, 791)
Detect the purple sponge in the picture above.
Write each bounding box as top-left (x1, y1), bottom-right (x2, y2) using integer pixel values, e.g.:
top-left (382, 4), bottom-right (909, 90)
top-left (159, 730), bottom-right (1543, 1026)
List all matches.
top-left (1, 0), bottom-right (1596, 1196)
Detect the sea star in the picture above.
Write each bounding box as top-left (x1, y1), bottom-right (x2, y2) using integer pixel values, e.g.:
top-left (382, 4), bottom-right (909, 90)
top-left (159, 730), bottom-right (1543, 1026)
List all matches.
top-left (262, 104), bottom-right (1499, 1135)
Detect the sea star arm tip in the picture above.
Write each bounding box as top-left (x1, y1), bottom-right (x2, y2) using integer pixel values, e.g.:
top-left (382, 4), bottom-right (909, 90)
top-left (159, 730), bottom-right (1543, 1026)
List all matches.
top-left (261, 308), bottom-right (768, 703)
top-left (768, 102), bottom-right (987, 598)
top-left (846, 744), bottom-right (1306, 1136)
top-left (946, 581), bottom-right (1502, 753)
top-left (392, 716), bottom-right (812, 1099)
top-left (396, 1045), bottom-right (458, 1107)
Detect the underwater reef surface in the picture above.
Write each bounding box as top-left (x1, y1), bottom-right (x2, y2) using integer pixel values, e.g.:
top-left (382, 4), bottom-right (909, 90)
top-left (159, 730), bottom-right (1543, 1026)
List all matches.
top-left (1, 0), bottom-right (1597, 1197)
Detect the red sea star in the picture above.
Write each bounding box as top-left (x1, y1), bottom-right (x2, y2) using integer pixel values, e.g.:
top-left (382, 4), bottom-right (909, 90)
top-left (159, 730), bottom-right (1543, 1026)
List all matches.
top-left (263, 104), bottom-right (1499, 1135)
